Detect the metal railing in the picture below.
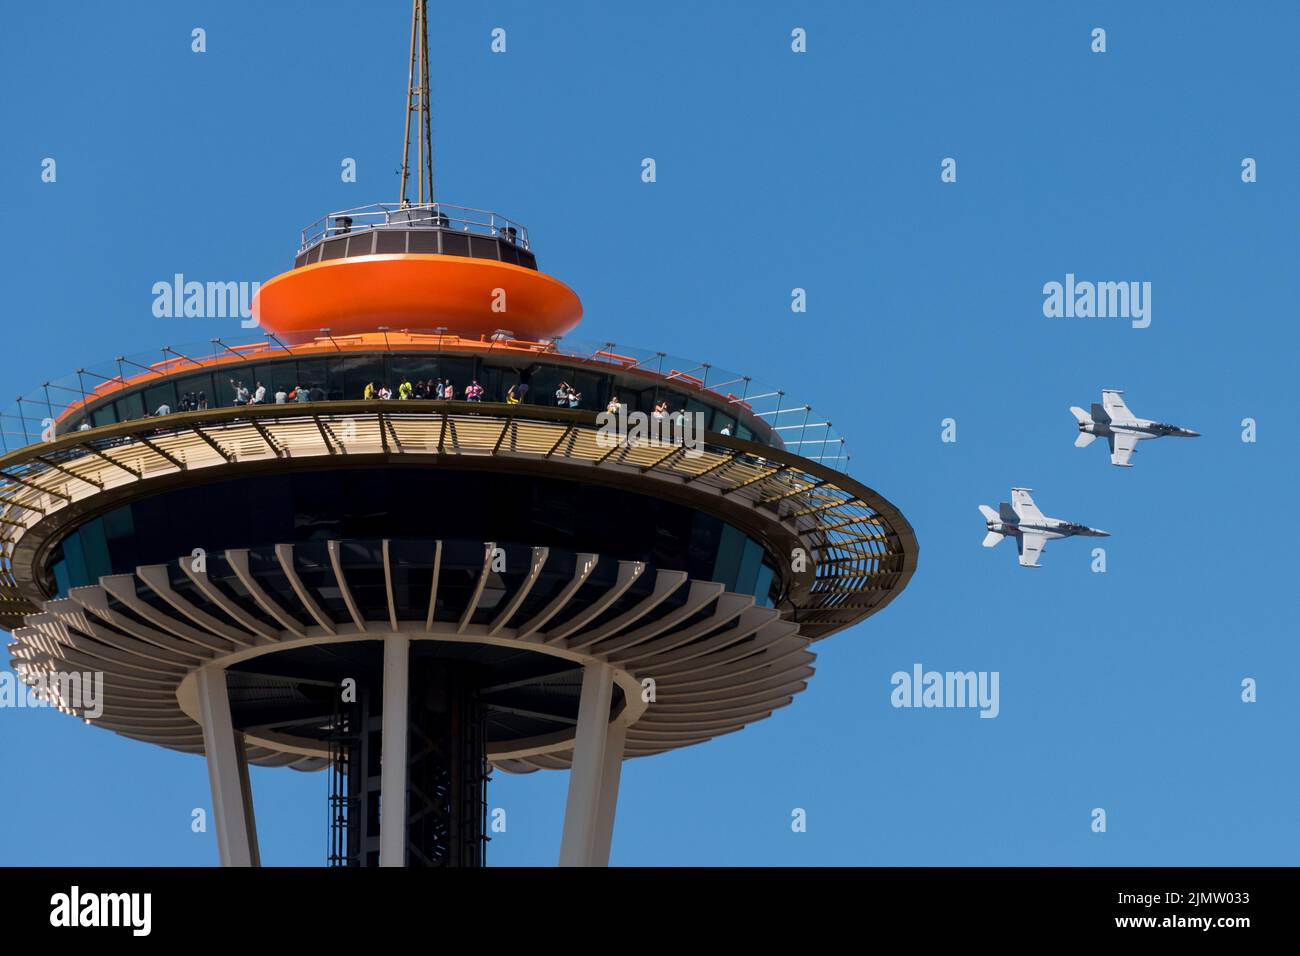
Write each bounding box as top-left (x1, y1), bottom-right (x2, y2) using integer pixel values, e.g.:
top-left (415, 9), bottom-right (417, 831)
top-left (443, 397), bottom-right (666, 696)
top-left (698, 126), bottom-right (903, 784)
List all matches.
top-left (0, 330), bottom-right (853, 472)
top-left (298, 201), bottom-right (531, 255)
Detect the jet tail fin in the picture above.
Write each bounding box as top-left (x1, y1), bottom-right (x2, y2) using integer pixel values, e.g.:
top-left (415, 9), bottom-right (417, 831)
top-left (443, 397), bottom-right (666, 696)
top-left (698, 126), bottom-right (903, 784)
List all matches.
top-left (978, 505), bottom-right (998, 522)
top-left (1069, 406), bottom-right (1091, 425)
top-left (982, 530), bottom-right (1004, 548)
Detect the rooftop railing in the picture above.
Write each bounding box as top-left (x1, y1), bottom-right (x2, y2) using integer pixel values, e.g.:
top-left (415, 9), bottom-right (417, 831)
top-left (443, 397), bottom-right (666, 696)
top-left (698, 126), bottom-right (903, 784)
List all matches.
top-left (0, 330), bottom-right (852, 471)
top-left (298, 201), bottom-right (531, 255)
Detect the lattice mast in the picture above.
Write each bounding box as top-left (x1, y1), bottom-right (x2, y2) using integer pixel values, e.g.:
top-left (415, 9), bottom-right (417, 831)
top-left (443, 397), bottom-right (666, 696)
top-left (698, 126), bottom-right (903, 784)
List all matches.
top-left (398, 0), bottom-right (435, 205)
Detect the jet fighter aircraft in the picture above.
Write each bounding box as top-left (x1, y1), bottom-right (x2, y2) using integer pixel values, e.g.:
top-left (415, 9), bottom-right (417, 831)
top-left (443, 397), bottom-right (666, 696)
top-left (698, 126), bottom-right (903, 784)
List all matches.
top-left (1069, 389), bottom-right (1199, 467)
top-left (979, 488), bottom-right (1109, 568)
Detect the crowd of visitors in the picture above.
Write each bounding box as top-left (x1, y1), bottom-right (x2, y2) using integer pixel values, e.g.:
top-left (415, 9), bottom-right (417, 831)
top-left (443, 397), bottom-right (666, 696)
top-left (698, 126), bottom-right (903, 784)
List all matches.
top-left (359, 378), bottom-right (477, 402)
top-left (224, 379), bottom-right (326, 408)
top-left (553, 382), bottom-right (583, 408)
top-left (128, 374), bottom-right (719, 444)
top-left (216, 376), bottom-right (548, 409)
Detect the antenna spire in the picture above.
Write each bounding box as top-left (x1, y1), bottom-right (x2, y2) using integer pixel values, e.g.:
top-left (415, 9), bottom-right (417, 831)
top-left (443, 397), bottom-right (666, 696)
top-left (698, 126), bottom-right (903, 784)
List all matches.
top-left (399, 0), bottom-right (434, 205)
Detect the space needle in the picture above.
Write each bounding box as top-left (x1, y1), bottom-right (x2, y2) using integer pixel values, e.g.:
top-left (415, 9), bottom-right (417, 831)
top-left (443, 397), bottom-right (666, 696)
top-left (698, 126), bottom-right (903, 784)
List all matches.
top-left (1, 1), bottom-right (917, 866)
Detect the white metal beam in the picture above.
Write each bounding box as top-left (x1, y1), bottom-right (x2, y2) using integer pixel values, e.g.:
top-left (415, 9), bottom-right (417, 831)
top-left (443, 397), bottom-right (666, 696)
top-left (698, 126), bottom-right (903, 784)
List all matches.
top-left (379, 636), bottom-right (410, 867)
top-left (590, 716), bottom-right (626, 866)
top-left (197, 665), bottom-right (259, 867)
top-left (559, 663), bottom-right (624, 866)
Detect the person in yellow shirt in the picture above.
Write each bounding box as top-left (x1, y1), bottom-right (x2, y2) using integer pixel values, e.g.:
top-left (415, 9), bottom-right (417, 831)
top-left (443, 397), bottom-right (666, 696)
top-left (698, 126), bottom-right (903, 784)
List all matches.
top-left (363, 381), bottom-right (376, 401)
top-left (398, 378), bottom-right (413, 400)
top-left (506, 385), bottom-right (521, 405)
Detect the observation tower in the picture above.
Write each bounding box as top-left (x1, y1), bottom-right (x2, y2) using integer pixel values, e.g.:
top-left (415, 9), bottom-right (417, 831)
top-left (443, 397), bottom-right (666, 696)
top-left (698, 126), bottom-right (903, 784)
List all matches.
top-left (1, 2), bottom-right (917, 867)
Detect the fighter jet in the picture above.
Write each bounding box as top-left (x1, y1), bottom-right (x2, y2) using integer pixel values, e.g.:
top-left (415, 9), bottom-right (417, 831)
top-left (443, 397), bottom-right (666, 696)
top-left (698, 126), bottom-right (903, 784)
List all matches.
top-left (1069, 389), bottom-right (1200, 467)
top-left (978, 488), bottom-right (1109, 568)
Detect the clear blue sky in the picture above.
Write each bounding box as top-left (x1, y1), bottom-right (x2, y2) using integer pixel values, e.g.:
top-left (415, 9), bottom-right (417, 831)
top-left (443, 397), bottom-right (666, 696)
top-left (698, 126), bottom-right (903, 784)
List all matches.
top-left (1, 0), bottom-right (1295, 866)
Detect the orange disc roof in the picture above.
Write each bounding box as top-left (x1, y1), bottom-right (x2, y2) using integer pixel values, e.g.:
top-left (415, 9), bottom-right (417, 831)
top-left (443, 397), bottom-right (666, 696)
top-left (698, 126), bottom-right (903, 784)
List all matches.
top-left (253, 254), bottom-right (583, 340)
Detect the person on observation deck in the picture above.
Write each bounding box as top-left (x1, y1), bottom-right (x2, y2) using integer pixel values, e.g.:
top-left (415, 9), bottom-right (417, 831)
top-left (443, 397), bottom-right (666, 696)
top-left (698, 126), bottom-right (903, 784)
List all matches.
top-left (606, 396), bottom-right (620, 414)
top-left (363, 381), bottom-right (376, 401)
top-left (567, 387), bottom-right (581, 409)
top-left (251, 382), bottom-right (267, 405)
top-left (443, 380), bottom-right (455, 400)
top-left (230, 380), bottom-right (249, 406)
top-left (506, 385), bottom-right (521, 405)
top-left (294, 385), bottom-right (309, 404)
top-left (398, 378), bottom-right (413, 400)
top-left (466, 380), bottom-right (483, 402)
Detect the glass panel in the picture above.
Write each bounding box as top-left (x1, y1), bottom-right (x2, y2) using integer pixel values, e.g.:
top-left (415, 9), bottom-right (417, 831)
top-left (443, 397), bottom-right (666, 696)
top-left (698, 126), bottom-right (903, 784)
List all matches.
top-left (142, 382), bottom-right (177, 416)
top-left (170, 372), bottom-right (215, 410)
top-left (407, 230), bottom-right (438, 254)
top-left (263, 359), bottom-right (300, 400)
top-left (375, 230), bottom-right (407, 254)
top-left (441, 232), bottom-right (470, 257)
top-left (91, 404), bottom-right (118, 427)
top-left (469, 235), bottom-right (500, 261)
top-left (329, 356), bottom-right (385, 401)
top-left (114, 390), bottom-right (145, 422)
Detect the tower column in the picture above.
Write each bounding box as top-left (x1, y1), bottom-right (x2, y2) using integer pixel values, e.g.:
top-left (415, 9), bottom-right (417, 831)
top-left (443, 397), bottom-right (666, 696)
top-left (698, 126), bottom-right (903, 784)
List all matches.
top-left (590, 715), bottom-right (626, 865)
top-left (379, 636), bottom-right (411, 867)
top-left (559, 662), bottom-right (625, 867)
top-left (197, 665), bottom-right (260, 867)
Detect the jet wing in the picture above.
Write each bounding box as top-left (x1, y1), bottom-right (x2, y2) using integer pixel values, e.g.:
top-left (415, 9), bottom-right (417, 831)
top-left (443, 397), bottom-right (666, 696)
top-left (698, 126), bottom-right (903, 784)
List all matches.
top-left (1017, 532), bottom-right (1047, 567)
top-left (1109, 432), bottom-right (1139, 467)
top-left (1102, 390), bottom-right (1137, 424)
top-left (1011, 489), bottom-right (1045, 522)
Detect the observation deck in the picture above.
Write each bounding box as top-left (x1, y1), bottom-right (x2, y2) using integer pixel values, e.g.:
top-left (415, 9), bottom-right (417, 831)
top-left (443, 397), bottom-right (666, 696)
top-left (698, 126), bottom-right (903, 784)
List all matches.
top-left (294, 202), bottom-right (535, 270)
top-left (2, 401), bottom-right (917, 769)
top-left (1, 331), bottom-right (862, 461)
top-left (260, 202), bottom-right (581, 340)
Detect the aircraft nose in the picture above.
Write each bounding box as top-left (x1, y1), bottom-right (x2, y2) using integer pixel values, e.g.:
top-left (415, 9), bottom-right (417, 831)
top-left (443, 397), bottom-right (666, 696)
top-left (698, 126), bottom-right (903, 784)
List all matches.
top-left (1186, 429), bottom-right (1201, 437)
